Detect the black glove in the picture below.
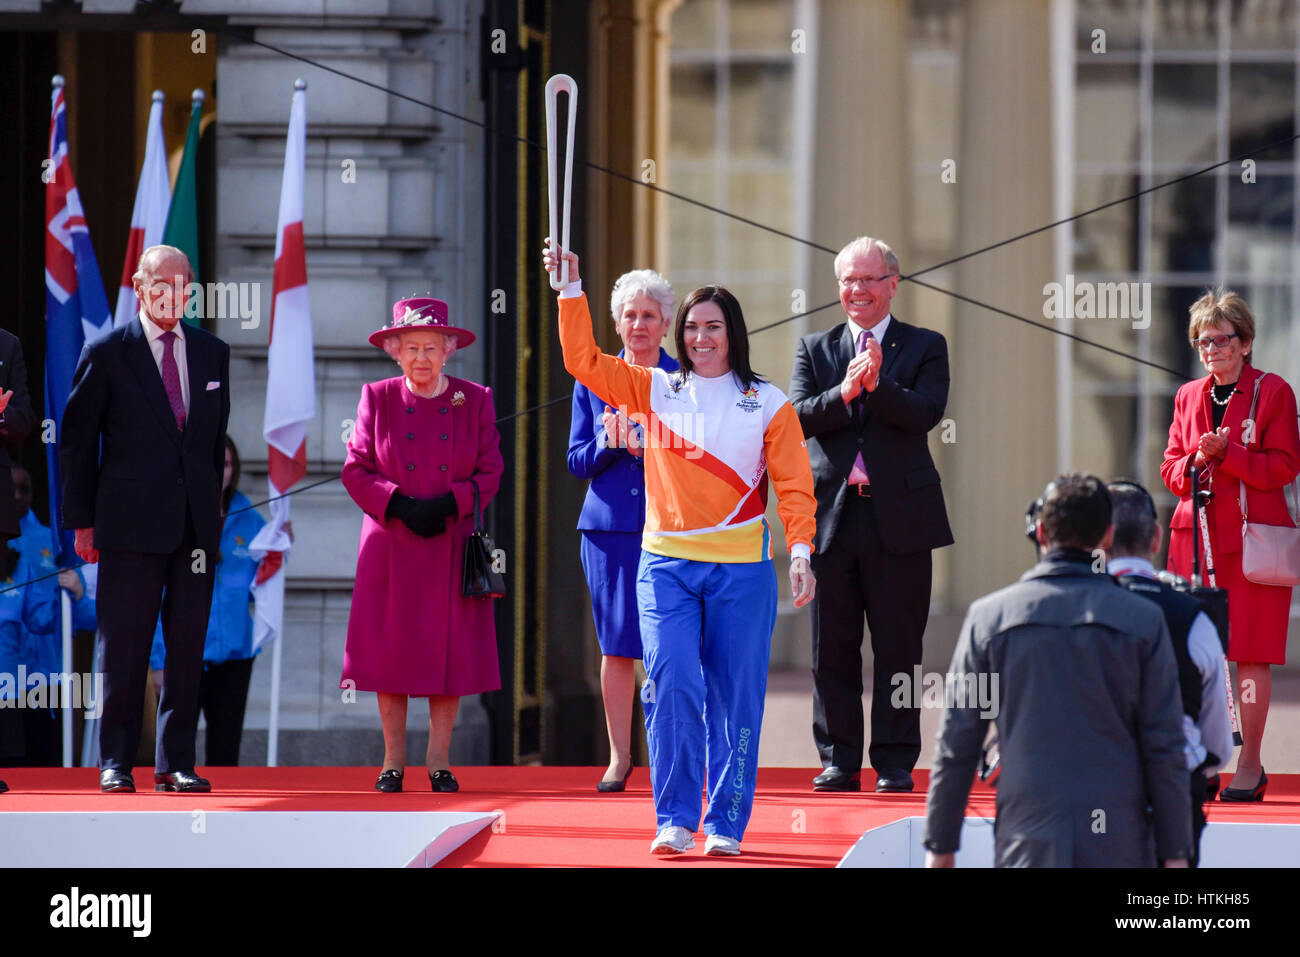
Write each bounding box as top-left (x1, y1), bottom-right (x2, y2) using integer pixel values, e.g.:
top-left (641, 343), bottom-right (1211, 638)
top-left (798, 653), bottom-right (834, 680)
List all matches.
top-left (425, 492), bottom-right (458, 524)
top-left (386, 492), bottom-right (457, 537)
top-left (385, 493), bottom-right (415, 520)
top-left (382, 494), bottom-right (428, 538)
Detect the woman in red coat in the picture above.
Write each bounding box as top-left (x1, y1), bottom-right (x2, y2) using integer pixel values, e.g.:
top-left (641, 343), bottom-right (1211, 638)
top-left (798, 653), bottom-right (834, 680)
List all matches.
top-left (1161, 289), bottom-right (1300, 802)
top-left (341, 298), bottom-right (504, 793)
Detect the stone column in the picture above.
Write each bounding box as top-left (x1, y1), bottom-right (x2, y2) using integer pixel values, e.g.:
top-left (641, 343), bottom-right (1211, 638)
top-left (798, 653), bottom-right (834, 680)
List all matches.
top-left (946, 0), bottom-right (1057, 607)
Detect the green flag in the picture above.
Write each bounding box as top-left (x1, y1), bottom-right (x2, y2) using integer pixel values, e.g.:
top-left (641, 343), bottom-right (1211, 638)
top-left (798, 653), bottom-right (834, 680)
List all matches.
top-left (163, 91), bottom-right (203, 325)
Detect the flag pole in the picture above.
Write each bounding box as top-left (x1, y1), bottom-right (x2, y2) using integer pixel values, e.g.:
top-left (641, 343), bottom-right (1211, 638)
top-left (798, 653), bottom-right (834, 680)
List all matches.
top-left (267, 613), bottom-right (282, 767)
top-left (264, 75), bottom-right (311, 767)
top-left (113, 89), bottom-right (170, 329)
top-left (46, 71), bottom-right (113, 767)
top-left (60, 591), bottom-right (72, 766)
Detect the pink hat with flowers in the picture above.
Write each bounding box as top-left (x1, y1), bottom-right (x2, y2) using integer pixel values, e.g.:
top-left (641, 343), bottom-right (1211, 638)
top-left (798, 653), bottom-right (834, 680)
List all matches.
top-left (368, 297), bottom-right (477, 350)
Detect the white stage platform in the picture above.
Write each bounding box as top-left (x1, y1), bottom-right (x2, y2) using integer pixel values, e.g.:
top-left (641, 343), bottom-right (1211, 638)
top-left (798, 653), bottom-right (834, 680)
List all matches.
top-left (0, 811), bottom-right (499, 867)
top-left (837, 815), bottom-right (1300, 867)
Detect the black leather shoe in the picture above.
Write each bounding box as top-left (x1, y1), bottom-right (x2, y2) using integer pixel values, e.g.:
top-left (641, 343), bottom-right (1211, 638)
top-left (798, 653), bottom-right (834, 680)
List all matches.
top-left (429, 769), bottom-right (459, 793)
top-left (0, 779), bottom-right (8, 794)
top-left (375, 768), bottom-right (403, 793)
top-left (874, 768), bottom-right (915, 792)
top-left (154, 770), bottom-right (211, 793)
top-left (813, 767), bottom-right (861, 791)
top-left (100, 769), bottom-right (135, 793)
top-left (597, 766), bottom-right (634, 793)
top-left (1220, 768), bottom-right (1267, 802)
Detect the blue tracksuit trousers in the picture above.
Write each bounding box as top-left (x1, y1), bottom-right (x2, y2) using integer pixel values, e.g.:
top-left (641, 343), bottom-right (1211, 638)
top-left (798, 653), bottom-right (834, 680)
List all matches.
top-left (636, 551), bottom-right (778, 841)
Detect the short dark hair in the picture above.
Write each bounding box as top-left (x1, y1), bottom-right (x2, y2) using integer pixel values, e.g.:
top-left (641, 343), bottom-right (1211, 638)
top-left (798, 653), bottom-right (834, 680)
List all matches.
top-left (673, 285), bottom-right (764, 391)
top-left (1038, 473), bottom-right (1112, 550)
top-left (1106, 479), bottom-right (1158, 556)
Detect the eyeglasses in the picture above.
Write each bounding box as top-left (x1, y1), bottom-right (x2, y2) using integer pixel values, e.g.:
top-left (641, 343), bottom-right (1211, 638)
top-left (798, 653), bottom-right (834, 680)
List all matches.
top-left (838, 274), bottom-right (897, 288)
top-left (1192, 333), bottom-right (1239, 352)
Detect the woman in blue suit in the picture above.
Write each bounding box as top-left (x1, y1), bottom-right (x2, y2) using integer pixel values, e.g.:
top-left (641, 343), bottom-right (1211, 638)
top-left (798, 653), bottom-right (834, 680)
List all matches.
top-left (567, 269), bottom-right (678, 792)
top-left (149, 436), bottom-right (284, 765)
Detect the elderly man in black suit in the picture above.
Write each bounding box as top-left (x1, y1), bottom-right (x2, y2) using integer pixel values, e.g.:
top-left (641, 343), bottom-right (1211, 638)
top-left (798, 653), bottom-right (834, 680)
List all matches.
top-left (61, 245), bottom-right (230, 793)
top-left (789, 236), bottom-right (953, 793)
top-left (0, 328), bottom-right (36, 793)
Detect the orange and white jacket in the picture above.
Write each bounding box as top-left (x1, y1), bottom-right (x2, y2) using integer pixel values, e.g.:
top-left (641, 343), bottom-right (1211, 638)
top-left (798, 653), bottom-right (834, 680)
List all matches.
top-left (559, 286), bottom-right (817, 564)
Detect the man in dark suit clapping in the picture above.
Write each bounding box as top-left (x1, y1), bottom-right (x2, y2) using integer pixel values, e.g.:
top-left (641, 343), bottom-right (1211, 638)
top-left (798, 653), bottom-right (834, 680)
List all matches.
top-left (61, 245), bottom-right (230, 793)
top-left (789, 237), bottom-right (953, 793)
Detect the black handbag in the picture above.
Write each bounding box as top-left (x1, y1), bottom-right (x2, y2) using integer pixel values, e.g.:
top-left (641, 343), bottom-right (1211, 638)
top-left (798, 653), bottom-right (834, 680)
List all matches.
top-left (462, 479), bottom-right (505, 599)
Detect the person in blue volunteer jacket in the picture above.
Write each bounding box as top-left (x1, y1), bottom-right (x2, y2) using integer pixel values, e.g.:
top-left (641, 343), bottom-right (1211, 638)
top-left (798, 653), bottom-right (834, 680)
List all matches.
top-left (567, 269), bottom-right (679, 792)
top-left (0, 541), bottom-right (57, 772)
top-left (9, 467), bottom-right (96, 765)
top-left (0, 543), bottom-right (22, 785)
top-left (149, 437), bottom-right (283, 766)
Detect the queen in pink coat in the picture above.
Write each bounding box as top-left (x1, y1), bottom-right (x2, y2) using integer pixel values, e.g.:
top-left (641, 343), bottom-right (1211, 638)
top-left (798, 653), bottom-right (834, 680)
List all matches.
top-left (341, 297), bottom-right (504, 794)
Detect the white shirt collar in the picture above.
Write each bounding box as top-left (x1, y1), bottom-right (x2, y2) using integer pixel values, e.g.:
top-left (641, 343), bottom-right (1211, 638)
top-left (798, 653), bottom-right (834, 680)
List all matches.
top-left (139, 310), bottom-right (186, 344)
top-left (1107, 556), bottom-right (1157, 578)
top-left (848, 312), bottom-right (891, 346)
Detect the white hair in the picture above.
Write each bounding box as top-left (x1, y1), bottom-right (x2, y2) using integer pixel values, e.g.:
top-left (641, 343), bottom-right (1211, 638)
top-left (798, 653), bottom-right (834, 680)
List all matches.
top-left (382, 328), bottom-right (457, 361)
top-left (132, 244), bottom-right (192, 285)
top-left (609, 269), bottom-right (675, 326)
top-left (833, 236), bottom-right (900, 280)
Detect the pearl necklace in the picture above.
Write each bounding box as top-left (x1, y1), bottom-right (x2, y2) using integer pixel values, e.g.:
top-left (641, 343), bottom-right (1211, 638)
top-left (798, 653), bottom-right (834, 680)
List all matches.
top-left (1211, 383), bottom-right (1236, 407)
top-left (406, 373), bottom-right (447, 399)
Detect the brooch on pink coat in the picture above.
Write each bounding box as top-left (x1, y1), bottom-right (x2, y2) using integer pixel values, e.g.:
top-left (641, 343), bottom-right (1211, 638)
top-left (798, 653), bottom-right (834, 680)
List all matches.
top-left (452, 390), bottom-right (466, 406)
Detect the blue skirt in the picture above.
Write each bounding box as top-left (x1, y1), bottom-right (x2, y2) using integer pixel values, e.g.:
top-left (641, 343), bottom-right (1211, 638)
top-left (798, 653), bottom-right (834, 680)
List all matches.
top-left (579, 531), bottom-right (644, 659)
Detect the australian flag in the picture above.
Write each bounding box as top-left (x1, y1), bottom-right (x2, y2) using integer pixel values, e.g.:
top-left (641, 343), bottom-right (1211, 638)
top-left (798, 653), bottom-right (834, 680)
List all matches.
top-left (45, 77), bottom-right (112, 564)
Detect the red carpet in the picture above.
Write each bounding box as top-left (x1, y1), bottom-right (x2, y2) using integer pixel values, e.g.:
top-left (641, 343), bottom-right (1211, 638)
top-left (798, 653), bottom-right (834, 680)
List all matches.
top-left (2, 766), bottom-right (1296, 867)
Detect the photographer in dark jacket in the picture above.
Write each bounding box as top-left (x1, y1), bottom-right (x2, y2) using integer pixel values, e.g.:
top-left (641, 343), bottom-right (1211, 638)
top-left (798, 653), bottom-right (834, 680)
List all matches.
top-left (1105, 479), bottom-right (1234, 867)
top-left (925, 474), bottom-right (1192, 867)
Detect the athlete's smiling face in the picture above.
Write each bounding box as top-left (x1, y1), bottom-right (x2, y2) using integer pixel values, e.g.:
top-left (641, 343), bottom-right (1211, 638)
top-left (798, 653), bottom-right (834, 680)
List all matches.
top-left (683, 300), bottom-right (730, 378)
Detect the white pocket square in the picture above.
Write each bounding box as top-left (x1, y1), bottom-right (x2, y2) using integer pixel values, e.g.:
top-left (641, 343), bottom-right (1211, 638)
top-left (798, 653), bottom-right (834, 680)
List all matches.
top-left (206, 381), bottom-right (221, 391)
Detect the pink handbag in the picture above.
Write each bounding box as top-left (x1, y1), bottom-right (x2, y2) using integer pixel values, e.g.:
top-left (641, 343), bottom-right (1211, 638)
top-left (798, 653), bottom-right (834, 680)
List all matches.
top-left (1239, 373), bottom-right (1300, 587)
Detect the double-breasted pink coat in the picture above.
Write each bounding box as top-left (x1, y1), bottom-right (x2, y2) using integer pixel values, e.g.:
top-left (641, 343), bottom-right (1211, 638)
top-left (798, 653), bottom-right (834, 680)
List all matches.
top-left (341, 375), bottom-right (504, 695)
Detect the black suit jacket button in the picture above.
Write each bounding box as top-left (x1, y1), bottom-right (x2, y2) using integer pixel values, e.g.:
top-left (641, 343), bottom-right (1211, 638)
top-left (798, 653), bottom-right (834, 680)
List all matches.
top-left (406, 463), bottom-right (415, 471)
top-left (439, 464), bottom-right (449, 472)
top-left (177, 477), bottom-right (184, 485)
top-left (857, 438), bottom-right (864, 445)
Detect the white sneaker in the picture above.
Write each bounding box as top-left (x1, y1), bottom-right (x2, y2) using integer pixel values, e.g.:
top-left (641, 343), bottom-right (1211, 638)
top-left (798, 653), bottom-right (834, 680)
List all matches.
top-left (705, 834), bottom-right (741, 856)
top-left (650, 825), bottom-right (696, 855)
